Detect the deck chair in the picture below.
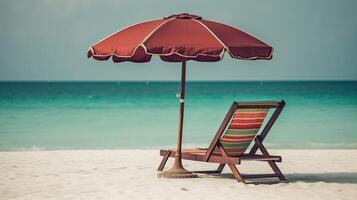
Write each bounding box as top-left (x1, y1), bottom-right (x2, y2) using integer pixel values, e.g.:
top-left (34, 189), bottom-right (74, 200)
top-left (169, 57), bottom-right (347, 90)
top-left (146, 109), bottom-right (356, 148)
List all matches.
top-left (158, 101), bottom-right (287, 184)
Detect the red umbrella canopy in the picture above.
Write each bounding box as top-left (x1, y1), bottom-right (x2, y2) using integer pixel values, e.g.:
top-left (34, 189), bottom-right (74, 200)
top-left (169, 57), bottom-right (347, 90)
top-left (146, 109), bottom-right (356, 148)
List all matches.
top-left (87, 13), bottom-right (272, 63)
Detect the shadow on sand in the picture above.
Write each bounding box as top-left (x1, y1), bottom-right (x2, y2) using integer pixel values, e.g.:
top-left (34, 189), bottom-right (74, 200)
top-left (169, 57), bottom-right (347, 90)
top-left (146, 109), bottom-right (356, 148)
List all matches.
top-left (205, 172), bottom-right (357, 184)
top-left (286, 172), bottom-right (357, 184)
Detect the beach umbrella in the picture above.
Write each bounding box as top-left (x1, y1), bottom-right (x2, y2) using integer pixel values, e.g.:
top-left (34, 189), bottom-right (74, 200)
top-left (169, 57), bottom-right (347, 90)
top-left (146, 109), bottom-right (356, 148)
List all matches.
top-left (87, 13), bottom-right (273, 178)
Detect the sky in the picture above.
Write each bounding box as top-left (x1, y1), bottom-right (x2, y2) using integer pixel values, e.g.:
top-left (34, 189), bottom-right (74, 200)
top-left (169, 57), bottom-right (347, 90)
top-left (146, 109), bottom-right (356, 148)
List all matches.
top-left (0, 0), bottom-right (356, 81)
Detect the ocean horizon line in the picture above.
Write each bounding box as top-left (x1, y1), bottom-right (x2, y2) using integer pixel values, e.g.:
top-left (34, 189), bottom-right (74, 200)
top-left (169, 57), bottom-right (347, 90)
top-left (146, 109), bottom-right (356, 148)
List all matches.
top-left (1, 80), bottom-right (357, 83)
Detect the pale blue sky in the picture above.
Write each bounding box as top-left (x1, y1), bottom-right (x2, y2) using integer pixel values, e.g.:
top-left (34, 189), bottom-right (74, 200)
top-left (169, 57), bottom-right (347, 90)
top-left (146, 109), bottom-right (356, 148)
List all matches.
top-left (0, 0), bottom-right (356, 81)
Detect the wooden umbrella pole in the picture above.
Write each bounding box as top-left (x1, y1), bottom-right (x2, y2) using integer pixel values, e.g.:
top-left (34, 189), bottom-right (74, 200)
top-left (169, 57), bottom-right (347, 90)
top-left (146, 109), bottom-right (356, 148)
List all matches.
top-left (176, 60), bottom-right (186, 161)
top-left (158, 60), bottom-right (197, 178)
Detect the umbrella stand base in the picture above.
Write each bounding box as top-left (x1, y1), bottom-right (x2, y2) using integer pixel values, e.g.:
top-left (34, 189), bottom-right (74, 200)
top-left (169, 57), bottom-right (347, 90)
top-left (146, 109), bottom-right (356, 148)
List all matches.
top-left (158, 167), bottom-right (198, 178)
top-left (157, 157), bottom-right (198, 178)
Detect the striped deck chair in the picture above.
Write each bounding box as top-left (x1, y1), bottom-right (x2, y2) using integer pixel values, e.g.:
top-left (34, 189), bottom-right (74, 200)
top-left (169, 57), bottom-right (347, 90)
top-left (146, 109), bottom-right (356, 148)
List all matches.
top-left (158, 101), bottom-right (287, 184)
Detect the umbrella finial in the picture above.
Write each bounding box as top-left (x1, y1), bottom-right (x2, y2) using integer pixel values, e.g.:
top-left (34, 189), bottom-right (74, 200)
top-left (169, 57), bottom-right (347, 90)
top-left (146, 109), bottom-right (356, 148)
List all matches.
top-left (164, 13), bottom-right (202, 20)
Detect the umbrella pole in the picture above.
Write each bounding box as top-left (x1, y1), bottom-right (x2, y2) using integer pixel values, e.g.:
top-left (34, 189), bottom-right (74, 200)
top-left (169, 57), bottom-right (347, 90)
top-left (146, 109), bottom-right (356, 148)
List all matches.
top-left (158, 60), bottom-right (197, 178)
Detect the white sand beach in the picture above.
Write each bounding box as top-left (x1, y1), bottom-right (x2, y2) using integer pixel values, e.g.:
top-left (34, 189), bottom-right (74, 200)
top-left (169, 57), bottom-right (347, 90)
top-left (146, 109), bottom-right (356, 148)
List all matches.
top-left (1, 150), bottom-right (357, 200)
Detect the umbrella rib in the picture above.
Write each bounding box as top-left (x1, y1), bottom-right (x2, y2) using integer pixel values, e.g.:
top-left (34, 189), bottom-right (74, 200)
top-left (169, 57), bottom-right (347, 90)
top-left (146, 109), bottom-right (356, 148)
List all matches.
top-left (140, 18), bottom-right (175, 44)
top-left (88, 18), bottom-right (162, 50)
top-left (88, 18), bottom-right (172, 59)
top-left (138, 18), bottom-right (225, 60)
top-left (194, 19), bottom-right (273, 60)
top-left (193, 19), bottom-right (230, 59)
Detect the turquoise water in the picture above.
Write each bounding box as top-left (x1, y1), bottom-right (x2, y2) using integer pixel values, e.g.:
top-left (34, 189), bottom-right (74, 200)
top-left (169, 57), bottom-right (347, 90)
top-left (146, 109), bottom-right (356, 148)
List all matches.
top-left (0, 81), bottom-right (356, 150)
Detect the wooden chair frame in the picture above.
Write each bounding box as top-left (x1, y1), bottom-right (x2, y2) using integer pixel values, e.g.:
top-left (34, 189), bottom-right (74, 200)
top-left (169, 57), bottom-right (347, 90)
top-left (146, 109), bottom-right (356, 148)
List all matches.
top-left (157, 101), bottom-right (287, 184)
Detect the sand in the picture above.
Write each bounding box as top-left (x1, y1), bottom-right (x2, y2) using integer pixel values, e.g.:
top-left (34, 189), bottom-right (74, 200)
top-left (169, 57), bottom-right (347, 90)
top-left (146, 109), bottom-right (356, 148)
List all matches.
top-left (1, 150), bottom-right (357, 200)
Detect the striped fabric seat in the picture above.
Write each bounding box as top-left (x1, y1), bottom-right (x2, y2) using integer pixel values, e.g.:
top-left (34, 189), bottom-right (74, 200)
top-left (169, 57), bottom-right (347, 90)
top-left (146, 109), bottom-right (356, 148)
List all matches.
top-left (214, 108), bottom-right (269, 156)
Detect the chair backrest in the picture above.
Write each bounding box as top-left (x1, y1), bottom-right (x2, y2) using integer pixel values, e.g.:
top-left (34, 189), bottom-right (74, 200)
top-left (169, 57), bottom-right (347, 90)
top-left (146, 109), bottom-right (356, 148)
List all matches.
top-left (204, 101), bottom-right (285, 160)
top-left (214, 107), bottom-right (269, 156)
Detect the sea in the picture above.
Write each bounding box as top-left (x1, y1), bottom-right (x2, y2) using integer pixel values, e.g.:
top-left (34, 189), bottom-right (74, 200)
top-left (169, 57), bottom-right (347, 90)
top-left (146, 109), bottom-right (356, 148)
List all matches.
top-left (0, 81), bottom-right (356, 151)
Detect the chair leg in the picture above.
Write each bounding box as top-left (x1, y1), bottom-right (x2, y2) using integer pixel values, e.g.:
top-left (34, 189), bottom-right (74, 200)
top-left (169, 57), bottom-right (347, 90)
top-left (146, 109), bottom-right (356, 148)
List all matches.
top-left (216, 142), bottom-right (244, 182)
top-left (268, 161), bottom-right (287, 181)
top-left (157, 151), bottom-right (171, 171)
top-left (216, 164), bottom-right (225, 173)
top-left (228, 164), bottom-right (244, 183)
top-left (254, 136), bottom-right (287, 182)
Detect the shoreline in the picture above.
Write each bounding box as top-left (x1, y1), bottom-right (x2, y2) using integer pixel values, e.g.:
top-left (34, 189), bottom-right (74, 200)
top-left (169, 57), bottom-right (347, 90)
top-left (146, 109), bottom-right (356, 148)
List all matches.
top-left (1, 150), bottom-right (357, 200)
top-left (2, 146), bottom-right (357, 152)
top-left (1, 148), bottom-right (357, 152)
